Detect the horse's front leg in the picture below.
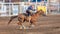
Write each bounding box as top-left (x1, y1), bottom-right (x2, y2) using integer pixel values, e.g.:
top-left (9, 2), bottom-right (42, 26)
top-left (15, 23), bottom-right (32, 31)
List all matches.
top-left (29, 20), bottom-right (37, 28)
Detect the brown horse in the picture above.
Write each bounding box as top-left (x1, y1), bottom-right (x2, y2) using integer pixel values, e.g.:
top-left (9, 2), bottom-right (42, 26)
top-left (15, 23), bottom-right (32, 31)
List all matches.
top-left (8, 10), bottom-right (45, 29)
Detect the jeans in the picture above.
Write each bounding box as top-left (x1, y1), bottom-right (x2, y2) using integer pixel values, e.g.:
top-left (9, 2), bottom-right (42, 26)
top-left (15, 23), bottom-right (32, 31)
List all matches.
top-left (26, 10), bottom-right (32, 16)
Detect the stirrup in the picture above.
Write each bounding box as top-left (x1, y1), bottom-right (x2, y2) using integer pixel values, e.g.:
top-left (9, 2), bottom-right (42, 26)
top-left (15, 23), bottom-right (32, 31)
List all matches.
top-left (29, 16), bottom-right (31, 18)
top-left (28, 16), bottom-right (31, 23)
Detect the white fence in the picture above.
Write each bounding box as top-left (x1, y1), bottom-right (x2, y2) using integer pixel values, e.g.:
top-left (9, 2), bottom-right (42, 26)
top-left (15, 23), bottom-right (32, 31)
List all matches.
top-left (48, 2), bottom-right (60, 15)
top-left (0, 2), bottom-right (48, 17)
top-left (0, 3), bottom-right (19, 17)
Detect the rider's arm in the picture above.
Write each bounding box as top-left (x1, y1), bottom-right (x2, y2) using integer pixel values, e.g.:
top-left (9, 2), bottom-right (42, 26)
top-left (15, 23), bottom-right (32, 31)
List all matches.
top-left (28, 6), bottom-right (36, 11)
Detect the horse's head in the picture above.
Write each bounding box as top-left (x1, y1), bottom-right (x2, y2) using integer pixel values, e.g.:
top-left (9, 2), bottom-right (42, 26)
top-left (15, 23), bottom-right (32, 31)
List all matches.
top-left (37, 10), bottom-right (46, 16)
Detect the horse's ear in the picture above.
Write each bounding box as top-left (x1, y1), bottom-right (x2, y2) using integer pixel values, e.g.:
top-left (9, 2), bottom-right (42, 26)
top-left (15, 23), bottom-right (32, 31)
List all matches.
top-left (39, 9), bottom-right (42, 12)
top-left (39, 10), bottom-right (44, 13)
top-left (38, 10), bottom-right (44, 14)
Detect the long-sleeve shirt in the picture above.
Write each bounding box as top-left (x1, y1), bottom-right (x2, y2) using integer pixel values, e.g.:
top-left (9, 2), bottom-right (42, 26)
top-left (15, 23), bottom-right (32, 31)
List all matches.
top-left (27, 6), bottom-right (35, 11)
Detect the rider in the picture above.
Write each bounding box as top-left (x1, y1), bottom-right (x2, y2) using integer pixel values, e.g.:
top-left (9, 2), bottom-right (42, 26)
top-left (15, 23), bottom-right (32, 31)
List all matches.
top-left (26, 5), bottom-right (35, 16)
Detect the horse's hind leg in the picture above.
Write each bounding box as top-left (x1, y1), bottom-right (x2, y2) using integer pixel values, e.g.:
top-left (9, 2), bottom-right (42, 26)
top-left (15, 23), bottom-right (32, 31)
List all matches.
top-left (18, 17), bottom-right (27, 29)
top-left (17, 21), bottom-right (26, 29)
top-left (17, 22), bottom-right (23, 29)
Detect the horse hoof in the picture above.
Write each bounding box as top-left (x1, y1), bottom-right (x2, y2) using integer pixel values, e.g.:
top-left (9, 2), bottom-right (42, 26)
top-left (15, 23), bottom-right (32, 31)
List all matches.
top-left (23, 27), bottom-right (26, 29)
top-left (20, 27), bottom-right (23, 29)
top-left (31, 25), bottom-right (35, 27)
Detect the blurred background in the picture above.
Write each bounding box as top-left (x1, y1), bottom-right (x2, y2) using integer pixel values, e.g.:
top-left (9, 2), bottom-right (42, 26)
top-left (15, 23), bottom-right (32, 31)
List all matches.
top-left (0, 0), bottom-right (60, 17)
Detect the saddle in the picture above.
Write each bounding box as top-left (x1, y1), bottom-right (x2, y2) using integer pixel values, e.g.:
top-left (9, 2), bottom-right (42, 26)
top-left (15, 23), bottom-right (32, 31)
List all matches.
top-left (22, 13), bottom-right (32, 17)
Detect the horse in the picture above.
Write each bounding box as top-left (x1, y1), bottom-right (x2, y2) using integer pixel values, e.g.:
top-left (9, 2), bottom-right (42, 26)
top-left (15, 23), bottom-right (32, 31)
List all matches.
top-left (8, 10), bottom-right (45, 29)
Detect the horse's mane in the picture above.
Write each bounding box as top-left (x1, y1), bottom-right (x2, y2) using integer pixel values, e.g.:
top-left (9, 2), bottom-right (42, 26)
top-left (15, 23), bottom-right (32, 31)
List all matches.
top-left (22, 13), bottom-right (28, 16)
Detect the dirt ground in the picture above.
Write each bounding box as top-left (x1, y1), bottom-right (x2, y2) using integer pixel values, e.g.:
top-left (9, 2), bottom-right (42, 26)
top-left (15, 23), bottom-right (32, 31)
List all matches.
top-left (0, 15), bottom-right (60, 34)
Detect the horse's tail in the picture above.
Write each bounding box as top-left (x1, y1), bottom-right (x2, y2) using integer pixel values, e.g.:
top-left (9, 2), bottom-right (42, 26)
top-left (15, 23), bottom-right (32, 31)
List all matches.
top-left (8, 16), bottom-right (18, 25)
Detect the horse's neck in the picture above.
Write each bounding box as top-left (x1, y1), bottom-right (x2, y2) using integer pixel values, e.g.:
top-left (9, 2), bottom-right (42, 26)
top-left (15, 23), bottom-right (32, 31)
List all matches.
top-left (36, 13), bottom-right (39, 17)
top-left (32, 13), bottom-right (39, 17)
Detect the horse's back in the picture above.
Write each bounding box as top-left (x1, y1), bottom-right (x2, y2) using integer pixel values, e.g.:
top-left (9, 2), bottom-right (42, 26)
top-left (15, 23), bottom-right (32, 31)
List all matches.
top-left (18, 13), bottom-right (28, 17)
